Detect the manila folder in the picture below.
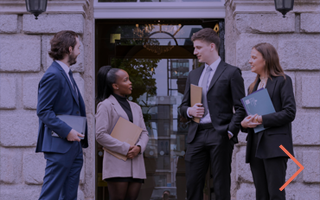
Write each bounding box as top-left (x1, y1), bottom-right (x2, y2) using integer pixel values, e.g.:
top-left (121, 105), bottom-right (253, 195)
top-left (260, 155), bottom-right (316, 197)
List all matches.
top-left (104, 117), bottom-right (143, 161)
top-left (190, 84), bottom-right (202, 123)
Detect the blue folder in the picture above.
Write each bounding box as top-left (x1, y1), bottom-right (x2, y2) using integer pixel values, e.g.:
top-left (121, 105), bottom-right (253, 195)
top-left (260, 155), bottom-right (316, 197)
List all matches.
top-left (241, 88), bottom-right (275, 133)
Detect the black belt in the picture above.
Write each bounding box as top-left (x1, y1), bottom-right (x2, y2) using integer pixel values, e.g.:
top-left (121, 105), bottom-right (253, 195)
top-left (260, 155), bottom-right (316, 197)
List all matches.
top-left (197, 123), bottom-right (213, 131)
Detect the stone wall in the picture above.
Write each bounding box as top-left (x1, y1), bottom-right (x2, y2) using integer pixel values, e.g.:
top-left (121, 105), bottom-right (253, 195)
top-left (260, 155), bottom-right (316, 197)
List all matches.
top-left (225, 0), bottom-right (320, 199)
top-left (0, 1), bottom-right (95, 200)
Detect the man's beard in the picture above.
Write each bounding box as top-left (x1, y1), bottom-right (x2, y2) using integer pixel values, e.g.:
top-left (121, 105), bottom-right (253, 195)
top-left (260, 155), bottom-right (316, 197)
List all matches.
top-left (68, 53), bottom-right (77, 66)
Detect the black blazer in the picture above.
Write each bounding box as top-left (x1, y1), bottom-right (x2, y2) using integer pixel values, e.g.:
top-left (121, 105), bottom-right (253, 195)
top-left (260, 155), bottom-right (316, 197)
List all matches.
top-left (244, 75), bottom-right (296, 163)
top-left (180, 61), bottom-right (246, 144)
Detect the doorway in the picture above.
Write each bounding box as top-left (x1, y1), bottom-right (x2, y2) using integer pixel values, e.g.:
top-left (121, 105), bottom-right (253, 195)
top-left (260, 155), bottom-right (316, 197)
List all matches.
top-left (95, 19), bottom-right (225, 200)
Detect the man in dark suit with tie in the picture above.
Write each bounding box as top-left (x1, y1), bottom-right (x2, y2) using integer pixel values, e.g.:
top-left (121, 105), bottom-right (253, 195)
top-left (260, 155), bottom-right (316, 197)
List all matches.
top-left (180, 28), bottom-right (246, 200)
top-left (36, 30), bottom-right (88, 200)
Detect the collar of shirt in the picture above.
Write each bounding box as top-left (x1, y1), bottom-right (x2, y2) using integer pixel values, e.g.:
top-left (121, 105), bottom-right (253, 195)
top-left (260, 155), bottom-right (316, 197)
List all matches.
top-left (55, 60), bottom-right (70, 76)
top-left (55, 60), bottom-right (73, 86)
top-left (204, 56), bottom-right (221, 73)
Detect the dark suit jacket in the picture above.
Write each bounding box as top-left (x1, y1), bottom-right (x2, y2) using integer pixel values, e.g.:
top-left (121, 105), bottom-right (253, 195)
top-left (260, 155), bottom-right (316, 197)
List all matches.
top-left (180, 61), bottom-right (246, 144)
top-left (36, 61), bottom-right (88, 154)
top-left (244, 75), bottom-right (296, 163)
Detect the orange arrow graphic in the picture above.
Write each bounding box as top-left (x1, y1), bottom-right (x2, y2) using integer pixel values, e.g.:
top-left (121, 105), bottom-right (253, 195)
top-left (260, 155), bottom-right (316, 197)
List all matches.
top-left (279, 145), bottom-right (304, 191)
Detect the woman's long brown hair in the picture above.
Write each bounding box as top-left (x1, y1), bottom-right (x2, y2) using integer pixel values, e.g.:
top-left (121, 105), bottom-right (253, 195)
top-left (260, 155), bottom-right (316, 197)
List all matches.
top-left (248, 43), bottom-right (285, 94)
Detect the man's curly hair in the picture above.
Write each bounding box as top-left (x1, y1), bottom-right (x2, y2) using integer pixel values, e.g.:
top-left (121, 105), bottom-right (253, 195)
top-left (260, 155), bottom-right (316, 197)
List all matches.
top-left (48, 30), bottom-right (78, 60)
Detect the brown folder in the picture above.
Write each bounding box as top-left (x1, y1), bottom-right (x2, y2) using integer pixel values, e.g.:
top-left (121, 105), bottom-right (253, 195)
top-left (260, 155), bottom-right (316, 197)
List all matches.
top-left (190, 84), bottom-right (202, 123)
top-left (104, 117), bottom-right (143, 161)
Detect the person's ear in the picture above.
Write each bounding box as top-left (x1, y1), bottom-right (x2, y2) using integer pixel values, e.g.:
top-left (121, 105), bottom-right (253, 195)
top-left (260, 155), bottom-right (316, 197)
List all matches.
top-left (69, 46), bottom-right (73, 54)
top-left (112, 83), bottom-right (119, 90)
top-left (210, 43), bottom-right (216, 52)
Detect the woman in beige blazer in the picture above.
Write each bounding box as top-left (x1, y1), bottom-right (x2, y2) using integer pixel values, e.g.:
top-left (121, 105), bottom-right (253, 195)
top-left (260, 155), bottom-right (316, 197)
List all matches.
top-left (95, 66), bottom-right (149, 200)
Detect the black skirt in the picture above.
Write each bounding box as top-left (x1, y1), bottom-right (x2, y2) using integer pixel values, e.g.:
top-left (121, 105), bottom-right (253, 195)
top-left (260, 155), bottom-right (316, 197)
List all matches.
top-left (104, 177), bottom-right (144, 183)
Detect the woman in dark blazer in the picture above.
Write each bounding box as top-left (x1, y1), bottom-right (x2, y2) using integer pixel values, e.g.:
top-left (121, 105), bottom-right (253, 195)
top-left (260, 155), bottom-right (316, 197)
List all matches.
top-left (241, 43), bottom-right (296, 200)
top-left (95, 66), bottom-right (149, 200)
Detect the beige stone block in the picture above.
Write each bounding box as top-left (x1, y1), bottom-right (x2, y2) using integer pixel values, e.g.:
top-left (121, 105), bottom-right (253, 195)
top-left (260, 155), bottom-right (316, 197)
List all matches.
top-left (286, 158), bottom-right (299, 183)
top-left (301, 13), bottom-right (320, 33)
top-left (285, 71), bottom-right (296, 97)
top-left (73, 73), bottom-right (85, 97)
top-left (295, 188), bottom-right (320, 200)
top-left (303, 151), bottom-right (320, 183)
top-left (0, 35), bottom-right (41, 72)
top-left (78, 188), bottom-right (85, 200)
top-left (42, 35), bottom-right (84, 73)
top-left (0, 185), bottom-right (42, 200)
top-left (301, 76), bottom-right (320, 108)
top-left (241, 70), bottom-right (257, 95)
top-left (235, 13), bottom-right (295, 34)
top-left (237, 131), bottom-right (248, 145)
top-left (0, 75), bottom-right (16, 109)
top-left (292, 112), bottom-right (320, 145)
top-left (0, 150), bottom-right (19, 183)
top-left (23, 76), bottom-right (42, 110)
top-left (0, 14), bottom-right (18, 33)
top-left (236, 147), bottom-right (253, 183)
top-left (0, 113), bottom-right (38, 147)
top-left (23, 153), bottom-right (45, 185)
top-left (236, 34), bottom-right (278, 70)
top-left (23, 14), bottom-right (84, 34)
top-left (278, 38), bottom-right (320, 70)
top-left (236, 183), bottom-right (256, 200)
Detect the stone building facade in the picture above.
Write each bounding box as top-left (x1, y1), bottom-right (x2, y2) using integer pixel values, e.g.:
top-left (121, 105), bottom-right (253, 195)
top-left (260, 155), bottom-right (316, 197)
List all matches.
top-left (0, 0), bottom-right (319, 200)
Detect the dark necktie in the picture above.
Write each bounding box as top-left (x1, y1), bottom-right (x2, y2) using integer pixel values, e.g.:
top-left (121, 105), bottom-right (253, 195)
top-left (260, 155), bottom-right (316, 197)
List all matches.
top-left (200, 66), bottom-right (212, 116)
top-left (68, 70), bottom-right (79, 100)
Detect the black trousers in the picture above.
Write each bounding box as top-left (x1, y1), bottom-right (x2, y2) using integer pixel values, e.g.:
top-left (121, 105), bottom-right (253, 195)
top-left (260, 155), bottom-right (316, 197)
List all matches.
top-left (185, 126), bottom-right (233, 200)
top-left (250, 133), bottom-right (288, 200)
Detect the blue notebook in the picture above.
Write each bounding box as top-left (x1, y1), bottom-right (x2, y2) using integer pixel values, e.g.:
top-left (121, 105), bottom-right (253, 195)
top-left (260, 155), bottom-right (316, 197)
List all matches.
top-left (241, 88), bottom-right (275, 133)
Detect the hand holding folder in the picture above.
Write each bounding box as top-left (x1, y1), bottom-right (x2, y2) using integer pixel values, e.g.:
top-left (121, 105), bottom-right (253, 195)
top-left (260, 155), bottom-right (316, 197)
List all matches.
top-left (190, 84), bottom-right (202, 123)
top-left (104, 117), bottom-right (143, 161)
top-left (53, 115), bottom-right (86, 139)
top-left (241, 88), bottom-right (275, 133)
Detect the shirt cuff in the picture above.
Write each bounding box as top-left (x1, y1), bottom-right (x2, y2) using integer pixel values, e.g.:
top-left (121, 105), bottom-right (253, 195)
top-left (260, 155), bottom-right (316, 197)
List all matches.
top-left (186, 107), bottom-right (193, 118)
top-left (228, 131), bottom-right (234, 137)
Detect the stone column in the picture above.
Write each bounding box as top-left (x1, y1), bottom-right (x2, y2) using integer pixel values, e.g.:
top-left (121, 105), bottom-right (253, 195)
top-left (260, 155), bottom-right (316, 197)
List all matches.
top-left (225, 0), bottom-right (320, 199)
top-left (0, 1), bottom-right (95, 200)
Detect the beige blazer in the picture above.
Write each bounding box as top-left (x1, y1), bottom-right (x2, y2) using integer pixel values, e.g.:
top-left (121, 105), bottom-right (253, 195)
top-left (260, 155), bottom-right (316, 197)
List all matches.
top-left (96, 95), bottom-right (149, 180)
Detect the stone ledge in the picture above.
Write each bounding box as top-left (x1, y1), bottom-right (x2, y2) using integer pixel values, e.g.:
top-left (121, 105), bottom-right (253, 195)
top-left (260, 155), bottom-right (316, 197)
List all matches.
top-left (23, 14), bottom-right (84, 34)
top-left (235, 13), bottom-right (295, 34)
top-left (0, 1), bottom-right (87, 15)
top-left (0, 34), bottom-right (41, 72)
top-left (0, 14), bottom-right (18, 33)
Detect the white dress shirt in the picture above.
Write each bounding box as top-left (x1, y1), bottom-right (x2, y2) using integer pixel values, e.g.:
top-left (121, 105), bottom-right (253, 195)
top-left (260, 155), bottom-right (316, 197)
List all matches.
top-left (187, 57), bottom-right (221, 123)
top-left (55, 60), bottom-right (74, 88)
top-left (187, 57), bottom-right (234, 137)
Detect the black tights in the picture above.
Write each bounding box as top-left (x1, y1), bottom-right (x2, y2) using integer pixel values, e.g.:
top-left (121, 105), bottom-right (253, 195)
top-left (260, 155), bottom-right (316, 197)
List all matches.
top-left (107, 181), bottom-right (142, 200)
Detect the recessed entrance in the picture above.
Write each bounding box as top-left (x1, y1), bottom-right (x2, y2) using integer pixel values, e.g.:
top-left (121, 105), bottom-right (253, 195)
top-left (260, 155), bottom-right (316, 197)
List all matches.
top-left (95, 19), bottom-right (224, 200)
